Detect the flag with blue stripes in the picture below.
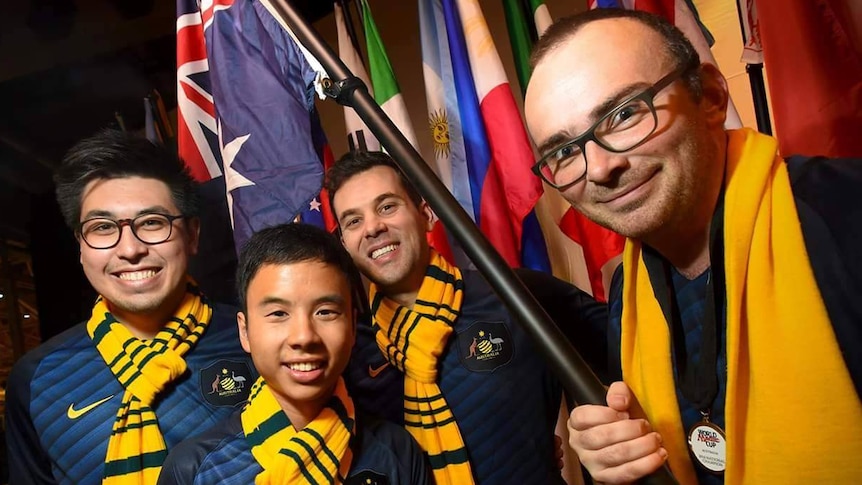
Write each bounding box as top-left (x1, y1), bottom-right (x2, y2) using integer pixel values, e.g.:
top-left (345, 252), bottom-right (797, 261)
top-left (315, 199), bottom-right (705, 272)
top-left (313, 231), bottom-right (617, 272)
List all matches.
top-left (420, 0), bottom-right (550, 271)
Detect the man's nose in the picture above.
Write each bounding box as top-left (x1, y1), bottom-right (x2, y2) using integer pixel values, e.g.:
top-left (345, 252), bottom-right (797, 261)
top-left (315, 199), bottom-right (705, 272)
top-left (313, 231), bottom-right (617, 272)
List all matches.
top-left (362, 213), bottom-right (386, 238)
top-left (113, 225), bottom-right (148, 259)
top-left (287, 315), bottom-right (320, 349)
top-left (584, 141), bottom-right (628, 184)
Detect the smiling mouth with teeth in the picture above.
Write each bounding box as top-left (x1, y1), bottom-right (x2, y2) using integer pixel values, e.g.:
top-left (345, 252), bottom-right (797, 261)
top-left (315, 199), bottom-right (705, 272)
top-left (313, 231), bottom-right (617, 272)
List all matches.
top-left (371, 244), bottom-right (397, 260)
top-left (118, 269), bottom-right (158, 281)
top-left (288, 362), bottom-right (322, 372)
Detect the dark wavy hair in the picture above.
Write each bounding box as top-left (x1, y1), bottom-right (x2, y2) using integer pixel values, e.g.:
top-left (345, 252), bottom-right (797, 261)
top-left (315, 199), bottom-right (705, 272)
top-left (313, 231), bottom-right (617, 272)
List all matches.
top-left (54, 129), bottom-right (199, 231)
top-left (324, 150), bottom-right (423, 222)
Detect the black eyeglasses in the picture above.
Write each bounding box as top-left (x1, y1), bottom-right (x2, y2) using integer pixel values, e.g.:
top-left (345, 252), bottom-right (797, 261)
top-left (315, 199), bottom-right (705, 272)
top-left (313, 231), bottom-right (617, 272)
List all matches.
top-left (77, 213), bottom-right (186, 249)
top-left (532, 61), bottom-right (697, 189)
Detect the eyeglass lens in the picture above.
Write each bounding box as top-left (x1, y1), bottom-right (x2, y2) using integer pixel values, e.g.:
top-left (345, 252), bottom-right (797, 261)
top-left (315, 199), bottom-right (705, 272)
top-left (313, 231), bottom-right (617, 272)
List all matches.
top-left (80, 214), bottom-right (174, 248)
top-left (541, 97), bottom-right (657, 187)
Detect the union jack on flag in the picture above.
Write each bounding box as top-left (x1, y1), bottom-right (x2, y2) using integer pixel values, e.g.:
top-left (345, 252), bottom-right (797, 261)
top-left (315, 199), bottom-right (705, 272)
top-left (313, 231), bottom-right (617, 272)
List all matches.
top-left (176, 0), bottom-right (336, 252)
top-left (176, 0), bottom-right (224, 182)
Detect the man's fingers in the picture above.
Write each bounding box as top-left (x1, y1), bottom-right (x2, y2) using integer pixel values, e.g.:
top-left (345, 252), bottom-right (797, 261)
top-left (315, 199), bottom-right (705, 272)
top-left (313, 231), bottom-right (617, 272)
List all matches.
top-left (569, 405), bottom-right (629, 432)
top-left (590, 446), bottom-right (668, 484)
top-left (577, 419), bottom-right (653, 451)
top-left (583, 431), bottom-right (663, 470)
top-left (605, 381), bottom-right (651, 420)
top-left (605, 381), bottom-right (633, 412)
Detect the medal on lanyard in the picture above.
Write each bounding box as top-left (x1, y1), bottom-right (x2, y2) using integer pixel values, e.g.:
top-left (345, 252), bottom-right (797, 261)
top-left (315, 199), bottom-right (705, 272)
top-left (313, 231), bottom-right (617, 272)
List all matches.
top-left (643, 191), bottom-right (727, 474)
top-left (687, 409), bottom-right (727, 473)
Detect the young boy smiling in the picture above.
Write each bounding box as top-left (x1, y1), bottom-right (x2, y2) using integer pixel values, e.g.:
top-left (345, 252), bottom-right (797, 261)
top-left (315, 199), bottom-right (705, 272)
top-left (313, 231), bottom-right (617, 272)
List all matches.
top-left (158, 223), bottom-right (429, 484)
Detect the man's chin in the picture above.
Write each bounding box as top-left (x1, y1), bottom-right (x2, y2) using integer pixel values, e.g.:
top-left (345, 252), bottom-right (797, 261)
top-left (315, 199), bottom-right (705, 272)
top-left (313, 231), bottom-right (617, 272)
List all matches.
top-left (109, 299), bottom-right (164, 316)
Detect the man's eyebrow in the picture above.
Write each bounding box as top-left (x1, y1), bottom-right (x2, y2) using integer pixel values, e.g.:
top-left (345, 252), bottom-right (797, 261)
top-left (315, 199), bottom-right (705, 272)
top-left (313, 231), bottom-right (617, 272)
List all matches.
top-left (536, 83), bottom-right (650, 156)
top-left (337, 207), bottom-right (359, 224)
top-left (587, 83), bottom-right (648, 122)
top-left (80, 205), bottom-right (175, 221)
top-left (337, 193), bottom-right (401, 223)
top-left (258, 296), bottom-right (291, 308)
top-left (256, 294), bottom-right (346, 308)
top-left (536, 130), bottom-right (579, 157)
top-left (137, 206), bottom-right (174, 216)
top-left (81, 209), bottom-right (114, 220)
top-left (313, 294), bottom-right (346, 306)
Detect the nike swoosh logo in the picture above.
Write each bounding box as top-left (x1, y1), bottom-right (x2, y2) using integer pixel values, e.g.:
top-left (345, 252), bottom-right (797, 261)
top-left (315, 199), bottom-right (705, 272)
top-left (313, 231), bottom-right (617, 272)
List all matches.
top-left (67, 395), bottom-right (115, 420)
top-left (368, 362), bottom-right (390, 378)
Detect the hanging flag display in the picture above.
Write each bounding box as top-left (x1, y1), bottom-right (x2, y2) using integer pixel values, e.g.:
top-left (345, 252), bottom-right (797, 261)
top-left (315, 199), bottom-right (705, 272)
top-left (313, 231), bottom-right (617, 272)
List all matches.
top-left (501, 0), bottom-right (622, 300)
top-left (360, 0), bottom-right (420, 150)
top-left (334, 1), bottom-right (381, 153)
top-left (177, 0), bottom-right (333, 251)
top-left (419, 0), bottom-right (550, 271)
top-left (755, 0), bottom-right (862, 158)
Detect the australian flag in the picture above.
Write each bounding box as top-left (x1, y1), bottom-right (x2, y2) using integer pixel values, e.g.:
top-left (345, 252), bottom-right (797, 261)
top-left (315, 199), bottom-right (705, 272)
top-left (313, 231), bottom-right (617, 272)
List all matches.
top-left (178, 0), bottom-right (332, 252)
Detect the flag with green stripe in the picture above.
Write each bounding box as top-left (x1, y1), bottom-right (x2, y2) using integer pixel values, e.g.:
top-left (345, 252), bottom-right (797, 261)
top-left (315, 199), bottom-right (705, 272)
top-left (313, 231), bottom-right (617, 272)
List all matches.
top-left (360, 0), bottom-right (419, 149)
top-left (334, 1), bottom-right (381, 152)
top-left (502, 0), bottom-right (553, 95)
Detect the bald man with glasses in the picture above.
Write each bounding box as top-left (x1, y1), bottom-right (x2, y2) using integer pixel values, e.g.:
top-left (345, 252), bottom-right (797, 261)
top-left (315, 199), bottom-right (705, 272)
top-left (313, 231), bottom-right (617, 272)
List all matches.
top-left (6, 130), bottom-right (256, 485)
top-left (525, 8), bottom-right (862, 485)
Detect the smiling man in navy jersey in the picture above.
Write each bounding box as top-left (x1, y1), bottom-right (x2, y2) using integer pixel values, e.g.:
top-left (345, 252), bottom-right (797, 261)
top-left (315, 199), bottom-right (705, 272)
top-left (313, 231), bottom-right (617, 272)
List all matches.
top-left (326, 150), bottom-right (608, 484)
top-left (158, 223), bottom-right (429, 485)
top-left (5, 130), bottom-right (255, 484)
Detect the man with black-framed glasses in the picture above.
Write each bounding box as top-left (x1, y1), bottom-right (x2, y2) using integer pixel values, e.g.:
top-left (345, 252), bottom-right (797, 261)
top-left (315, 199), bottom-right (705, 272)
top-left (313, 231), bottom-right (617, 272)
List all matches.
top-left (6, 130), bottom-right (256, 484)
top-left (525, 8), bottom-right (862, 485)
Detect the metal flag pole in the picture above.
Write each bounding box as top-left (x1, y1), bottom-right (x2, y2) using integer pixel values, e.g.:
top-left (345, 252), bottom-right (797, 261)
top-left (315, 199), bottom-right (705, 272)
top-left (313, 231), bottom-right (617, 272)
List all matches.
top-left (745, 63), bottom-right (772, 135)
top-left (268, 1), bottom-right (677, 483)
top-left (734, 0), bottom-right (772, 135)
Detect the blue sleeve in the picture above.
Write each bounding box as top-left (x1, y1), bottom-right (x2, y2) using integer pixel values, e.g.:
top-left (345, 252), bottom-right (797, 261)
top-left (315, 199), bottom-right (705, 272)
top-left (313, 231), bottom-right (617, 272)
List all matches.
top-left (407, 431), bottom-right (431, 485)
top-left (351, 417), bottom-right (431, 485)
top-left (5, 351), bottom-right (58, 485)
top-left (788, 155), bottom-right (862, 399)
top-left (157, 412), bottom-right (244, 485)
top-left (514, 268), bottom-right (611, 384)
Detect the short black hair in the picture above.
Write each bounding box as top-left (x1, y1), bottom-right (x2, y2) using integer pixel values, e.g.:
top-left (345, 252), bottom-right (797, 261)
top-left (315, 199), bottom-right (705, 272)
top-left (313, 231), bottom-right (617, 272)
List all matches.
top-left (324, 150), bottom-right (423, 221)
top-left (531, 8), bottom-right (702, 98)
top-left (54, 129), bottom-right (200, 231)
top-left (235, 223), bottom-right (365, 315)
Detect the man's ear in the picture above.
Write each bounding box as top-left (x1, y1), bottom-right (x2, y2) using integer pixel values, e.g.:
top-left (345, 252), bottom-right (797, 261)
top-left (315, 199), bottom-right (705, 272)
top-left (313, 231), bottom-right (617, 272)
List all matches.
top-left (420, 200), bottom-right (436, 233)
top-left (237, 311), bottom-right (251, 353)
top-left (186, 216), bottom-right (202, 257)
top-left (698, 63), bottom-right (730, 128)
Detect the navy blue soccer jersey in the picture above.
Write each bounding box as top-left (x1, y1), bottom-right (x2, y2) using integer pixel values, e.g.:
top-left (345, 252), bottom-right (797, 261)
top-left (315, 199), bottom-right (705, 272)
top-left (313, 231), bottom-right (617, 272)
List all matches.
top-left (5, 302), bottom-right (257, 485)
top-left (345, 268), bottom-right (608, 484)
top-left (608, 267), bottom-right (725, 485)
top-left (156, 411), bottom-right (430, 485)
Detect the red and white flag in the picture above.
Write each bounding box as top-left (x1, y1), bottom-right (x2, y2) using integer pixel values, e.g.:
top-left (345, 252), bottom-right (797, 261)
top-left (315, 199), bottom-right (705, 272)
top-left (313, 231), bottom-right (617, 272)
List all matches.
top-left (755, 0), bottom-right (862, 158)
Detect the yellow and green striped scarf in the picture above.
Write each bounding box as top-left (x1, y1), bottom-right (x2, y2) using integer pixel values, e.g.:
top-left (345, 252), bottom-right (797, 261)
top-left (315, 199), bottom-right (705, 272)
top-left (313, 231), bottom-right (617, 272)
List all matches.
top-left (241, 376), bottom-right (356, 484)
top-left (87, 279), bottom-right (211, 484)
top-left (369, 250), bottom-right (475, 485)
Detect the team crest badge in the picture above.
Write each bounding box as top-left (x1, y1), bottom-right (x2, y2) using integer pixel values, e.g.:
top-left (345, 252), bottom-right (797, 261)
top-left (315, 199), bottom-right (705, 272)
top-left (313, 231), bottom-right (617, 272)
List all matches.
top-left (200, 360), bottom-right (252, 407)
top-left (456, 321), bottom-right (514, 372)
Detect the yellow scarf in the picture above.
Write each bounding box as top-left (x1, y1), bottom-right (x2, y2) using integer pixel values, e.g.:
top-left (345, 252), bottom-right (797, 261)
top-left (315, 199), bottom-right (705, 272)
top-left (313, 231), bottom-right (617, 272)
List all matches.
top-left (369, 250), bottom-right (475, 485)
top-left (621, 128), bottom-right (862, 484)
top-left (88, 279), bottom-right (211, 485)
top-left (241, 376), bottom-right (355, 484)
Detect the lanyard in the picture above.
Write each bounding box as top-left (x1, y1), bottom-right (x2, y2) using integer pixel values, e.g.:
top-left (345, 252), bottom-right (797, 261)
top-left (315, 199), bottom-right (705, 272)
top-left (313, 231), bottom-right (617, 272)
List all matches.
top-left (642, 193), bottom-right (725, 411)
